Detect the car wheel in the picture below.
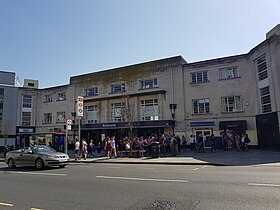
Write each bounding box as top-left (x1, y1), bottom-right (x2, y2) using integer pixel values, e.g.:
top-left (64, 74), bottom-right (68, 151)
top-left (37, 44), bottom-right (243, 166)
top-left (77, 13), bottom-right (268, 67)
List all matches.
top-left (7, 158), bottom-right (15, 168)
top-left (35, 158), bottom-right (44, 170)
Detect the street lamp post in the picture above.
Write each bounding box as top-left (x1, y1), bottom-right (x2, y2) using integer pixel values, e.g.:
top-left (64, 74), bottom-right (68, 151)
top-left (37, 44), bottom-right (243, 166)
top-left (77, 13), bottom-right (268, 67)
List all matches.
top-left (169, 103), bottom-right (177, 134)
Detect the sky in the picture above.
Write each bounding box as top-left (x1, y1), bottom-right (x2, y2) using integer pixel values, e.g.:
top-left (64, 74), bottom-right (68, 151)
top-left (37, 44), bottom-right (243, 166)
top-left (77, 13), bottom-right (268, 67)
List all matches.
top-left (0, 0), bottom-right (280, 88)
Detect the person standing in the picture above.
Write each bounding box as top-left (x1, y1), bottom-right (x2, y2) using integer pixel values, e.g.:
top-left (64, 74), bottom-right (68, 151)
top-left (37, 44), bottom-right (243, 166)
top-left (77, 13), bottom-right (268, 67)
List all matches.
top-left (209, 134), bottom-right (216, 152)
top-left (111, 136), bottom-right (117, 158)
top-left (81, 138), bottom-right (88, 160)
top-left (104, 137), bottom-right (112, 159)
top-left (74, 138), bottom-right (80, 160)
top-left (89, 139), bottom-right (94, 157)
top-left (182, 135), bottom-right (187, 150)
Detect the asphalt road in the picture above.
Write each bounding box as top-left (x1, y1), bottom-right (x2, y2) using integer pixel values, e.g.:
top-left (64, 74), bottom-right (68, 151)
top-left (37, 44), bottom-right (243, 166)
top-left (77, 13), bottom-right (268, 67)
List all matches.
top-left (0, 162), bottom-right (280, 210)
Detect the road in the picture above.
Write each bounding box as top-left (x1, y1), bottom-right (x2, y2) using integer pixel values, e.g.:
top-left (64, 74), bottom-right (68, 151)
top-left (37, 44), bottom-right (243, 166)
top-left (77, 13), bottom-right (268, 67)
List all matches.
top-left (0, 162), bottom-right (280, 210)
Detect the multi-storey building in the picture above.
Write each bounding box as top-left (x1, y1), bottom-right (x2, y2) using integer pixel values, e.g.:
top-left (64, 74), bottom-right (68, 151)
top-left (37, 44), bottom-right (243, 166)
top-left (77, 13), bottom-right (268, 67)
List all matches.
top-left (0, 71), bottom-right (19, 150)
top-left (11, 24), bottom-right (280, 149)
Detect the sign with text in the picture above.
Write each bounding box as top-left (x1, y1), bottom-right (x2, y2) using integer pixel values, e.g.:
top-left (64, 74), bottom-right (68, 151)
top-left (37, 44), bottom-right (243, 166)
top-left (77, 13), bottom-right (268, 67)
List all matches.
top-left (67, 119), bottom-right (72, 130)
top-left (76, 96), bottom-right (84, 117)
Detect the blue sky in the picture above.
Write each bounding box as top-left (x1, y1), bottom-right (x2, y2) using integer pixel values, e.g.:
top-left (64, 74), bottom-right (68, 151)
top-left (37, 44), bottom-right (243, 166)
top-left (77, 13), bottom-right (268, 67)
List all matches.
top-left (0, 0), bottom-right (280, 88)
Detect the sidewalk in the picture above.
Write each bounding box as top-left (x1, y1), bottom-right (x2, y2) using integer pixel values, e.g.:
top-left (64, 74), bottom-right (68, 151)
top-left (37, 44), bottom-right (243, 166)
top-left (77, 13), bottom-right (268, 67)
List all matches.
top-left (67, 148), bottom-right (280, 166)
top-left (1, 149), bottom-right (280, 166)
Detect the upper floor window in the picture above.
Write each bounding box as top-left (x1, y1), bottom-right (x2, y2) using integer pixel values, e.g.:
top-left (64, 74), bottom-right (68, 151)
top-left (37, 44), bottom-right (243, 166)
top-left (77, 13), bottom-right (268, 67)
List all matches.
top-left (85, 87), bottom-right (98, 97)
top-left (44, 113), bottom-right (52, 124)
top-left (57, 112), bottom-right (66, 123)
top-left (191, 71), bottom-right (208, 83)
top-left (221, 96), bottom-right (242, 113)
top-left (110, 102), bottom-right (125, 122)
top-left (260, 86), bottom-right (272, 113)
top-left (57, 92), bottom-right (66, 101)
top-left (23, 95), bottom-right (32, 108)
top-left (110, 83), bottom-right (125, 94)
top-left (140, 99), bottom-right (159, 121)
top-left (219, 67), bottom-right (239, 80)
top-left (192, 99), bottom-right (210, 114)
top-left (85, 105), bottom-right (98, 123)
top-left (256, 55), bottom-right (268, 81)
top-left (45, 95), bottom-right (53, 103)
top-left (22, 112), bottom-right (31, 126)
top-left (140, 79), bottom-right (158, 89)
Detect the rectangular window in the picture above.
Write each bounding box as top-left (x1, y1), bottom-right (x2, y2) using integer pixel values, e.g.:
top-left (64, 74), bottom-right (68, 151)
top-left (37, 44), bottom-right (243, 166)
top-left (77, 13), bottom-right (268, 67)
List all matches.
top-left (85, 87), bottom-right (98, 97)
top-left (219, 67), bottom-right (239, 80)
top-left (221, 96), bottom-right (243, 113)
top-left (45, 95), bottom-right (52, 103)
top-left (23, 95), bottom-right (32, 108)
top-left (260, 86), bottom-right (272, 113)
top-left (191, 71), bottom-right (208, 83)
top-left (110, 83), bottom-right (125, 94)
top-left (111, 103), bottom-right (125, 122)
top-left (44, 113), bottom-right (52, 124)
top-left (22, 112), bottom-right (31, 126)
top-left (257, 55), bottom-right (268, 81)
top-left (140, 99), bottom-right (159, 121)
top-left (57, 92), bottom-right (66, 101)
top-left (192, 99), bottom-right (210, 114)
top-left (85, 105), bottom-right (98, 123)
top-left (57, 112), bottom-right (66, 123)
top-left (140, 79), bottom-right (158, 89)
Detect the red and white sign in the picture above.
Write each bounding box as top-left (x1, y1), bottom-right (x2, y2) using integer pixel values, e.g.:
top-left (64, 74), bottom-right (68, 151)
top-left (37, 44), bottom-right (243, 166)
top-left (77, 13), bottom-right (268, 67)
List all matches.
top-left (76, 96), bottom-right (84, 117)
top-left (67, 119), bottom-right (72, 130)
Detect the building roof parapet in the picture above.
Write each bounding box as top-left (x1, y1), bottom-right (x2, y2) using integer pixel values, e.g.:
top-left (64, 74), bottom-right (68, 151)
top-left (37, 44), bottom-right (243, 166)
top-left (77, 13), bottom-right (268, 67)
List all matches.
top-left (70, 56), bottom-right (187, 84)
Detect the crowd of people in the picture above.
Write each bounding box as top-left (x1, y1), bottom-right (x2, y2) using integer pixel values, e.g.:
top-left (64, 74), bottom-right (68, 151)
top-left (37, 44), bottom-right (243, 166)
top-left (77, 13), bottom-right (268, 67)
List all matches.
top-left (74, 131), bottom-right (251, 160)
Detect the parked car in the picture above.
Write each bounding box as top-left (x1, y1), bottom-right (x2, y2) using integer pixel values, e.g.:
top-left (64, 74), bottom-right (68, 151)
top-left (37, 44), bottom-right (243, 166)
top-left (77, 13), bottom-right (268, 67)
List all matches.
top-left (5, 145), bottom-right (70, 170)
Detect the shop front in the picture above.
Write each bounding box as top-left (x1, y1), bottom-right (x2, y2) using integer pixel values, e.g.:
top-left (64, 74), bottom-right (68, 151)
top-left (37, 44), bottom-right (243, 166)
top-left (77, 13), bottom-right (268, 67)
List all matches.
top-left (74, 120), bottom-right (175, 143)
top-left (219, 120), bottom-right (247, 135)
top-left (190, 121), bottom-right (215, 148)
top-left (16, 126), bottom-right (36, 148)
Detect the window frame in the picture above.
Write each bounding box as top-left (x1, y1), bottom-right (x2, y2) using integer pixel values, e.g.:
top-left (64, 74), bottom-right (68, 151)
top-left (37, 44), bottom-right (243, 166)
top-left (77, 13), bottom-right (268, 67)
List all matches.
top-left (192, 98), bottom-right (210, 115)
top-left (110, 102), bottom-right (125, 122)
top-left (191, 71), bottom-right (209, 83)
top-left (219, 66), bottom-right (239, 80)
top-left (256, 54), bottom-right (268, 81)
top-left (221, 96), bottom-right (243, 113)
top-left (140, 99), bottom-right (159, 121)
top-left (43, 113), bottom-right (52, 124)
top-left (260, 86), bottom-right (272, 113)
top-left (110, 83), bottom-right (125, 94)
top-left (140, 78), bottom-right (158, 89)
top-left (85, 87), bottom-right (99, 97)
top-left (22, 112), bottom-right (31, 126)
top-left (56, 111), bottom-right (66, 123)
top-left (57, 92), bottom-right (66, 101)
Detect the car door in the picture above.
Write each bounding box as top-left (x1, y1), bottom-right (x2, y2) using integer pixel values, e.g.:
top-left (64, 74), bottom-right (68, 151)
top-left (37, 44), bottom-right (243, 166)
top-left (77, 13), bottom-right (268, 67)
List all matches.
top-left (18, 147), bottom-right (35, 166)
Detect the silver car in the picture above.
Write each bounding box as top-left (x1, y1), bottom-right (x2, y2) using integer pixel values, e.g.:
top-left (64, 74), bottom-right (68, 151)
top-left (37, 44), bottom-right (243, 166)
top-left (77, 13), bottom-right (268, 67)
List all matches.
top-left (5, 145), bottom-right (70, 170)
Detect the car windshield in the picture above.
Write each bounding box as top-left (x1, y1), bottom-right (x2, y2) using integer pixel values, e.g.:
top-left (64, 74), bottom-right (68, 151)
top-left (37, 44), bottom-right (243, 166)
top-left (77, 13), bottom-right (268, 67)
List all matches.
top-left (33, 145), bottom-right (56, 153)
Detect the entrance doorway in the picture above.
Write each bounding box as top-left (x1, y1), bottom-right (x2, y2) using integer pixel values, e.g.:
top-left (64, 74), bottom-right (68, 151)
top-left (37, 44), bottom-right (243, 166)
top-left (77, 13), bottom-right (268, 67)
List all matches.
top-left (195, 129), bottom-right (211, 148)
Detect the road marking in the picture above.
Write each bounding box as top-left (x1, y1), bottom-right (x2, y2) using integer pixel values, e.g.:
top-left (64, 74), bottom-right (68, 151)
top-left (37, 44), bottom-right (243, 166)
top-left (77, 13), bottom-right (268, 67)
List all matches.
top-left (193, 168), bottom-right (200, 171)
top-left (0, 202), bottom-right (13, 207)
top-left (138, 167), bottom-right (155, 170)
top-left (175, 169), bottom-right (195, 171)
top-left (248, 183), bottom-right (280, 187)
top-left (106, 166), bottom-right (121, 169)
top-left (7, 171), bottom-right (67, 177)
top-left (31, 208), bottom-right (43, 210)
top-left (96, 176), bottom-right (188, 183)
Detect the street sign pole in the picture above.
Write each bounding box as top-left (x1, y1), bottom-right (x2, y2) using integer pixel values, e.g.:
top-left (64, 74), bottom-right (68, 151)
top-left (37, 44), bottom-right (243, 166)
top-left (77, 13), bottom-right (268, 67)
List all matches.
top-left (65, 122), bottom-right (68, 154)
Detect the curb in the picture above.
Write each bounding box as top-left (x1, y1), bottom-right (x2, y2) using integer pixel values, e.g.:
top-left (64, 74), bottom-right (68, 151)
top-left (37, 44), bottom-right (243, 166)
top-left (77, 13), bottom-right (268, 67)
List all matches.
top-left (68, 159), bottom-right (227, 166)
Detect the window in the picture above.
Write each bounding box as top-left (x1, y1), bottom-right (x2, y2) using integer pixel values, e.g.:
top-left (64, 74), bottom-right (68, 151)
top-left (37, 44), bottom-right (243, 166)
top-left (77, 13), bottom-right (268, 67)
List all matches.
top-left (110, 103), bottom-right (125, 122)
top-left (260, 86), bottom-right (272, 113)
top-left (57, 92), bottom-right (66, 101)
top-left (23, 95), bottom-right (32, 108)
top-left (28, 83), bottom-right (35, 87)
top-left (256, 55), bottom-right (268, 81)
top-left (192, 99), bottom-right (210, 114)
top-left (85, 87), bottom-right (98, 97)
top-left (44, 113), bottom-right (52, 124)
top-left (22, 112), bottom-right (31, 126)
top-left (221, 96), bottom-right (242, 113)
top-left (110, 83), bottom-right (125, 94)
top-left (45, 95), bottom-right (52, 103)
top-left (219, 67), bottom-right (239, 80)
top-left (140, 99), bottom-right (159, 121)
top-left (191, 71), bottom-right (208, 83)
top-left (140, 79), bottom-right (158, 89)
top-left (85, 105), bottom-right (98, 123)
top-left (57, 112), bottom-right (66, 123)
